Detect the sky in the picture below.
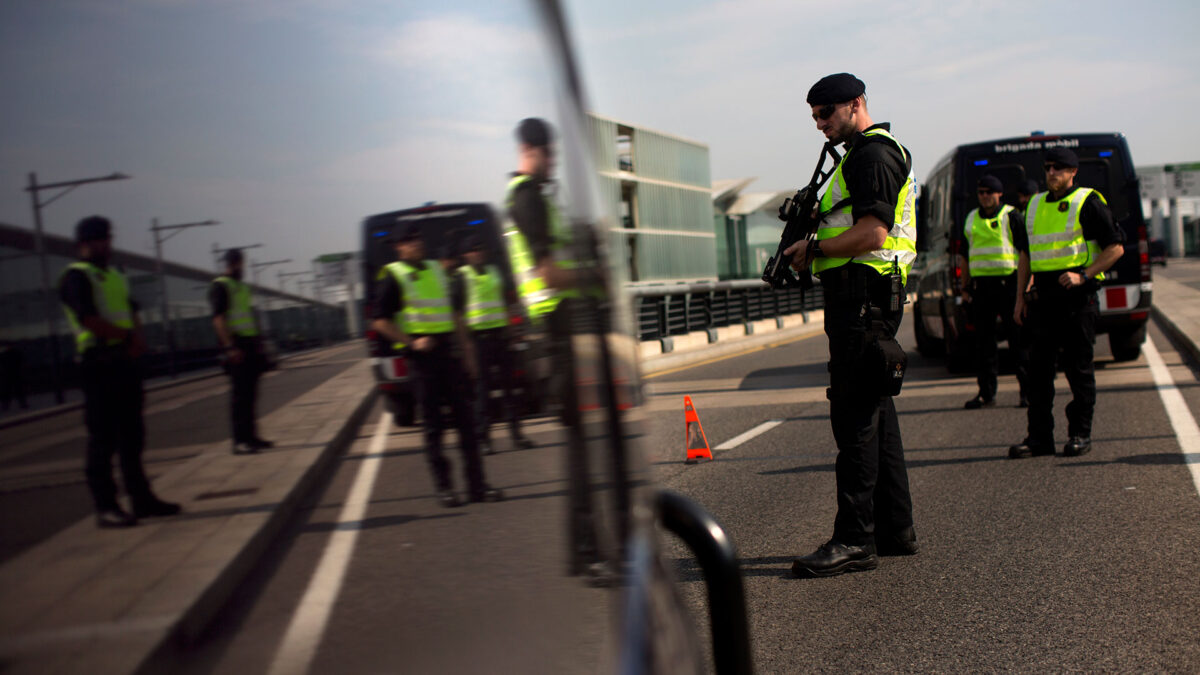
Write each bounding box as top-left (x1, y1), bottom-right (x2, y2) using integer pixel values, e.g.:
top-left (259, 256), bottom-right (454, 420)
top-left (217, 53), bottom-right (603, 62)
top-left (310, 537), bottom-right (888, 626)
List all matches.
top-left (1, 0), bottom-right (1198, 280)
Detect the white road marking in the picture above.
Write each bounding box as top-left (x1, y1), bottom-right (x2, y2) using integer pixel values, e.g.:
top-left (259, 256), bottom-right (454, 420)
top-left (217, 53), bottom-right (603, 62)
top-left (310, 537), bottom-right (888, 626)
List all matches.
top-left (1142, 338), bottom-right (1200, 497)
top-left (267, 411), bottom-right (392, 675)
top-left (715, 420), bottom-right (784, 451)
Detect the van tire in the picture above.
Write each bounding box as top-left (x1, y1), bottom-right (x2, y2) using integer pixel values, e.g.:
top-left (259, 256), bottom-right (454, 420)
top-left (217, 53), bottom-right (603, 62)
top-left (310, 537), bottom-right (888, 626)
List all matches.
top-left (912, 304), bottom-right (942, 357)
top-left (1109, 323), bottom-right (1146, 362)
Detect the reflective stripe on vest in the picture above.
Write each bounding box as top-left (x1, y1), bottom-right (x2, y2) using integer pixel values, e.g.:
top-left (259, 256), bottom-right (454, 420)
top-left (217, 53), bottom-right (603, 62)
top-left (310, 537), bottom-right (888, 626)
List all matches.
top-left (458, 264), bottom-right (508, 330)
top-left (965, 204), bottom-right (1018, 276)
top-left (386, 260), bottom-right (455, 334)
top-left (503, 174), bottom-right (579, 320)
top-left (813, 127), bottom-right (918, 283)
top-left (60, 261), bottom-right (133, 355)
top-left (1025, 188), bottom-right (1106, 280)
top-left (215, 276), bottom-right (259, 337)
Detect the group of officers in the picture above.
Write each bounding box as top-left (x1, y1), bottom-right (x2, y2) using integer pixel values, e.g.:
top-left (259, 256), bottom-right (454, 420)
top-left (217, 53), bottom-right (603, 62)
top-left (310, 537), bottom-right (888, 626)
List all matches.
top-left (60, 219), bottom-right (276, 527)
top-left (58, 73), bottom-right (1126, 587)
top-left (783, 72), bottom-right (1124, 578)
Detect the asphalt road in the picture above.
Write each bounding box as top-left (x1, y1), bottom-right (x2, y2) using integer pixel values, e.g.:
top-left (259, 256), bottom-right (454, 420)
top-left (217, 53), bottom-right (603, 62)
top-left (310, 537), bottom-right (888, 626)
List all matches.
top-left (167, 318), bottom-right (1200, 673)
top-left (0, 341), bottom-right (364, 563)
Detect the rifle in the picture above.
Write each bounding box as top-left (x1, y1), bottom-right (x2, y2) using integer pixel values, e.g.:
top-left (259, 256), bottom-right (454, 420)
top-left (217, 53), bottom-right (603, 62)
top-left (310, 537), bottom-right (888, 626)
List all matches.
top-left (761, 141), bottom-right (843, 291)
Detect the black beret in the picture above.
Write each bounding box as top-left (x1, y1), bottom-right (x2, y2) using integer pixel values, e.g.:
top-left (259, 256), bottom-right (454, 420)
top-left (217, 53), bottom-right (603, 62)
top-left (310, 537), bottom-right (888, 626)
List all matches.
top-left (1017, 179), bottom-right (1039, 196)
top-left (516, 117), bottom-right (553, 147)
top-left (977, 175), bottom-right (1004, 193)
top-left (388, 222), bottom-right (422, 243)
top-left (223, 248), bottom-right (244, 264)
top-left (806, 73), bottom-right (865, 106)
top-left (1044, 147), bottom-right (1079, 168)
top-left (75, 215), bottom-right (112, 243)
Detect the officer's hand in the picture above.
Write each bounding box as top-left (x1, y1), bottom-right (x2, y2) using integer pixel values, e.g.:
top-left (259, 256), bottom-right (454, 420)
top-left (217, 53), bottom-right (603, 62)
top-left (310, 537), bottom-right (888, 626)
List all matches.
top-left (412, 336), bottom-right (434, 352)
top-left (783, 240), bottom-right (812, 272)
top-left (227, 347), bottom-right (245, 364)
top-left (1013, 298), bottom-right (1026, 327)
top-left (1059, 271), bottom-right (1083, 288)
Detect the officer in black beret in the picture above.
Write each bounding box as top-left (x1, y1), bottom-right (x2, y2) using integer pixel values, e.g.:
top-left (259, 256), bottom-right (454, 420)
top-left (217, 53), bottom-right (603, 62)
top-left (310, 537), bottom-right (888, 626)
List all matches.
top-left (1009, 147), bottom-right (1125, 458)
top-left (371, 219), bottom-right (503, 507)
top-left (210, 248), bottom-right (272, 454)
top-left (959, 175), bottom-right (1029, 409)
top-left (787, 73), bottom-right (919, 578)
top-left (1016, 179), bottom-right (1040, 216)
top-left (59, 216), bottom-right (180, 527)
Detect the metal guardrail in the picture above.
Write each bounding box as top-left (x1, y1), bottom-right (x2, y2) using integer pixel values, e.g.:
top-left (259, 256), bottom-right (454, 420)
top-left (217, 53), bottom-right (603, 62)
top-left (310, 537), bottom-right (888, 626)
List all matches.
top-left (627, 279), bottom-right (824, 341)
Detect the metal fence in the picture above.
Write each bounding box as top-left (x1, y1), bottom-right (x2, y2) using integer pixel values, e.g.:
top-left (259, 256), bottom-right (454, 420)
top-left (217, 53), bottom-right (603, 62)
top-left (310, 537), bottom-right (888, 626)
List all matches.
top-left (628, 279), bottom-right (824, 341)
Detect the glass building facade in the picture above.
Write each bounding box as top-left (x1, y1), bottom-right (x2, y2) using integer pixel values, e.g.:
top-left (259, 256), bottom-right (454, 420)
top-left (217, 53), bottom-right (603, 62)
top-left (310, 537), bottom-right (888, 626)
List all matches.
top-left (0, 222), bottom-right (348, 393)
top-left (712, 179), bottom-right (790, 281)
top-left (587, 113), bottom-right (717, 283)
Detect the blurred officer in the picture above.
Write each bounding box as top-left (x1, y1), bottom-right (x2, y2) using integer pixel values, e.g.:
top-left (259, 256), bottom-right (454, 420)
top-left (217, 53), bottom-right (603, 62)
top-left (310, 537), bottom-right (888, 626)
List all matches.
top-left (1016, 179), bottom-right (1039, 216)
top-left (505, 117), bottom-right (610, 583)
top-left (0, 341), bottom-right (29, 413)
top-left (1010, 148), bottom-right (1124, 458)
top-left (453, 234), bottom-right (535, 455)
top-left (59, 216), bottom-right (180, 528)
top-left (211, 249), bottom-right (272, 455)
top-left (960, 175), bottom-right (1029, 409)
top-left (370, 223), bottom-right (502, 507)
top-left (785, 73), bottom-right (918, 578)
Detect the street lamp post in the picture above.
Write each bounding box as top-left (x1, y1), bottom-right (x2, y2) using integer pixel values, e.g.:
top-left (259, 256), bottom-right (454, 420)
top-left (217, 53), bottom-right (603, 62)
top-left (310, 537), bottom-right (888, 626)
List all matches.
top-left (250, 258), bottom-right (291, 338)
top-left (151, 218), bottom-right (219, 377)
top-left (26, 170), bottom-right (130, 403)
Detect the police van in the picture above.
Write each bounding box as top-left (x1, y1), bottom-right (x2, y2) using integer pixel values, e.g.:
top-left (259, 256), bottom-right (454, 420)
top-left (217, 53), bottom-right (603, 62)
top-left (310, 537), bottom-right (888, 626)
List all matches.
top-left (911, 132), bottom-right (1153, 370)
top-left (361, 202), bottom-right (547, 425)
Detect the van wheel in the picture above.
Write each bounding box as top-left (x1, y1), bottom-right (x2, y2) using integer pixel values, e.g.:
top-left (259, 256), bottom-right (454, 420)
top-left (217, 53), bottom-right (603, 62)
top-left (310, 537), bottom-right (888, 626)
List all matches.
top-left (1109, 324), bottom-right (1146, 362)
top-left (912, 304), bottom-right (942, 357)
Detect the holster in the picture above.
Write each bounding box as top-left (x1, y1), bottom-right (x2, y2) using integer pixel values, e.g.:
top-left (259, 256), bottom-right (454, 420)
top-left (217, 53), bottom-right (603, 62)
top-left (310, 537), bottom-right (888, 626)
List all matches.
top-left (863, 307), bottom-right (907, 397)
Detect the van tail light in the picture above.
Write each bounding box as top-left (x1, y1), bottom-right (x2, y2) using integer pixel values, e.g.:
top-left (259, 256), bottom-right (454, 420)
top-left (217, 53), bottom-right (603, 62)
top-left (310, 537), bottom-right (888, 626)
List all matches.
top-left (949, 239), bottom-right (964, 291)
top-left (391, 357), bottom-right (408, 378)
top-left (1137, 224), bottom-right (1151, 282)
top-left (366, 328), bottom-right (382, 357)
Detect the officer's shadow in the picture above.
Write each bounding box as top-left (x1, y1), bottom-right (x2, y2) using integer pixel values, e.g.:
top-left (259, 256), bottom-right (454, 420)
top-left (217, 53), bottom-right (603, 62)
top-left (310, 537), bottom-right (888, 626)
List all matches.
top-left (759, 453), bottom-right (1005, 476)
top-left (1055, 452), bottom-right (1199, 468)
top-left (671, 555), bottom-right (796, 580)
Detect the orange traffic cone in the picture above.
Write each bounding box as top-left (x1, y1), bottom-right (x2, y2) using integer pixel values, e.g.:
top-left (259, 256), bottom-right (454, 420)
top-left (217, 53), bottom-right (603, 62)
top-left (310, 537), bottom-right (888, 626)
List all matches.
top-left (684, 395), bottom-right (713, 463)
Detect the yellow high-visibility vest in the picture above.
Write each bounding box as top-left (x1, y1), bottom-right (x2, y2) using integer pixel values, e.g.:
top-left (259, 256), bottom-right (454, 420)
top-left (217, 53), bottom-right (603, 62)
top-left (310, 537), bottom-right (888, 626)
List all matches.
top-left (1025, 187), bottom-right (1107, 280)
top-left (458, 264), bottom-right (508, 331)
top-left (964, 204), bottom-right (1018, 277)
top-left (60, 261), bottom-right (133, 356)
top-left (215, 276), bottom-right (259, 337)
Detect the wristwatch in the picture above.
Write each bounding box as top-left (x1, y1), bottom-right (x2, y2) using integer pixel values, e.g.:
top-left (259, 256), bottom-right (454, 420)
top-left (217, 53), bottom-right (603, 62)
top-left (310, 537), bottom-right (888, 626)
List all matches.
top-left (810, 240), bottom-right (825, 258)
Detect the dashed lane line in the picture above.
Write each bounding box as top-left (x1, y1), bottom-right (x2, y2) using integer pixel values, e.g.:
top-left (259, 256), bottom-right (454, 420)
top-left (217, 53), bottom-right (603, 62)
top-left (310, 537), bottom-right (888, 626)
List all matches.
top-left (714, 420), bottom-right (784, 451)
top-left (266, 411), bottom-right (391, 675)
top-left (1142, 337), bottom-right (1200, 497)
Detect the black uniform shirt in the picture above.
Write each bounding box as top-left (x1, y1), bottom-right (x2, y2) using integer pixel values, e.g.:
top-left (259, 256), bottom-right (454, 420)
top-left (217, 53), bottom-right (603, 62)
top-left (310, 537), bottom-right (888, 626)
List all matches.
top-left (208, 281), bottom-right (231, 316)
top-left (508, 173), bottom-right (554, 260)
top-left (839, 123), bottom-right (911, 230)
top-left (1011, 186), bottom-right (1124, 257)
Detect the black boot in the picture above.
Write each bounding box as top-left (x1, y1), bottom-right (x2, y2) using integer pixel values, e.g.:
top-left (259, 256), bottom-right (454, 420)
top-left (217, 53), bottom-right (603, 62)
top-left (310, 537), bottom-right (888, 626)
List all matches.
top-left (876, 526), bottom-right (919, 556)
top-left (964, 395), bottom-right (995, 410)
top-left (1008, 437), bottom-right (1055, 459)
top-left (791, 540), bottom-right (878, 578)
top-left (1063, 436), bottom-right (1092, 457)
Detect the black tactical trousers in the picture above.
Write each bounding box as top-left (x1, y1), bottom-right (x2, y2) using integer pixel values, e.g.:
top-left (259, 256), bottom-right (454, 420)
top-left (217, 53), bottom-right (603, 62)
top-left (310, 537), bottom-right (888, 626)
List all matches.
top-left (473, 328), bottom-right (522, 444)
top-left (411, 344), bottom-right (484, 494)
top-left (969, 275), bottom-right (1029, 401)
top-left (228, 338), bottom-right (263, 444)
top-left (820, 265), bottom-right (914, 547)
top-left (1025, 285), bottom-right (1098, 442)
top-left (80, 353), bottom-right (153, 511)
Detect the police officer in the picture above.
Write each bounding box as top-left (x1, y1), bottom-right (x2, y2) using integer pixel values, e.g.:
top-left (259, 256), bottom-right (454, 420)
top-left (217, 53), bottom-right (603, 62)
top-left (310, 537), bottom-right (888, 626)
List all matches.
top-left (960, 175), bottom-right (1029, 409)
top-left (1016, 179), bottom-right (1039, 216)
top-left (505, 117), bottom-right (610, 583)
top-left (1009, 148), bottom-right (1124, 458)
top-left (211, 249), bottom-right (272, 455)
top-left (59, 216), bottom-right (180, 527)
top-left (452, 235), bottom-right (535, 455)
top-left (370, 223), bottom-right (502, 507)
top-left (785, 73), bottom-right (918, 578)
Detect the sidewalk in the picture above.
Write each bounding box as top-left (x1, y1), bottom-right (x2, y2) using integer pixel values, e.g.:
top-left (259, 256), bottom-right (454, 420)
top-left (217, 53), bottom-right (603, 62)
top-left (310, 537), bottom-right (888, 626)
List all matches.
top-left (0, 360), bottom-right (376, 674)
top-left (1150, 258), bottom-right (1200, 367)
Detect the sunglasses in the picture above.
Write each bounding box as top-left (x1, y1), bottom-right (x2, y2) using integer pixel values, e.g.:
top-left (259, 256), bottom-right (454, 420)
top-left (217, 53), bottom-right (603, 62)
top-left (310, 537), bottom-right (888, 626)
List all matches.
top-left (812, 103), bottom-right (844, 121)
top-left (1043, 163), bottom-right (1071, 172)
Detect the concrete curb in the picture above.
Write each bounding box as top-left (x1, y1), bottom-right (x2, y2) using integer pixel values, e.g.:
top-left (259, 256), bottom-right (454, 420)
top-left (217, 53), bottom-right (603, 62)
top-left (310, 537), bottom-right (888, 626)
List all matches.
top-left (642, 311), bottom-right (825, 375)
top-left (1151, 304), bottom-right (1200, 368)
top-left (143, 385), bottom-right (379, 670)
